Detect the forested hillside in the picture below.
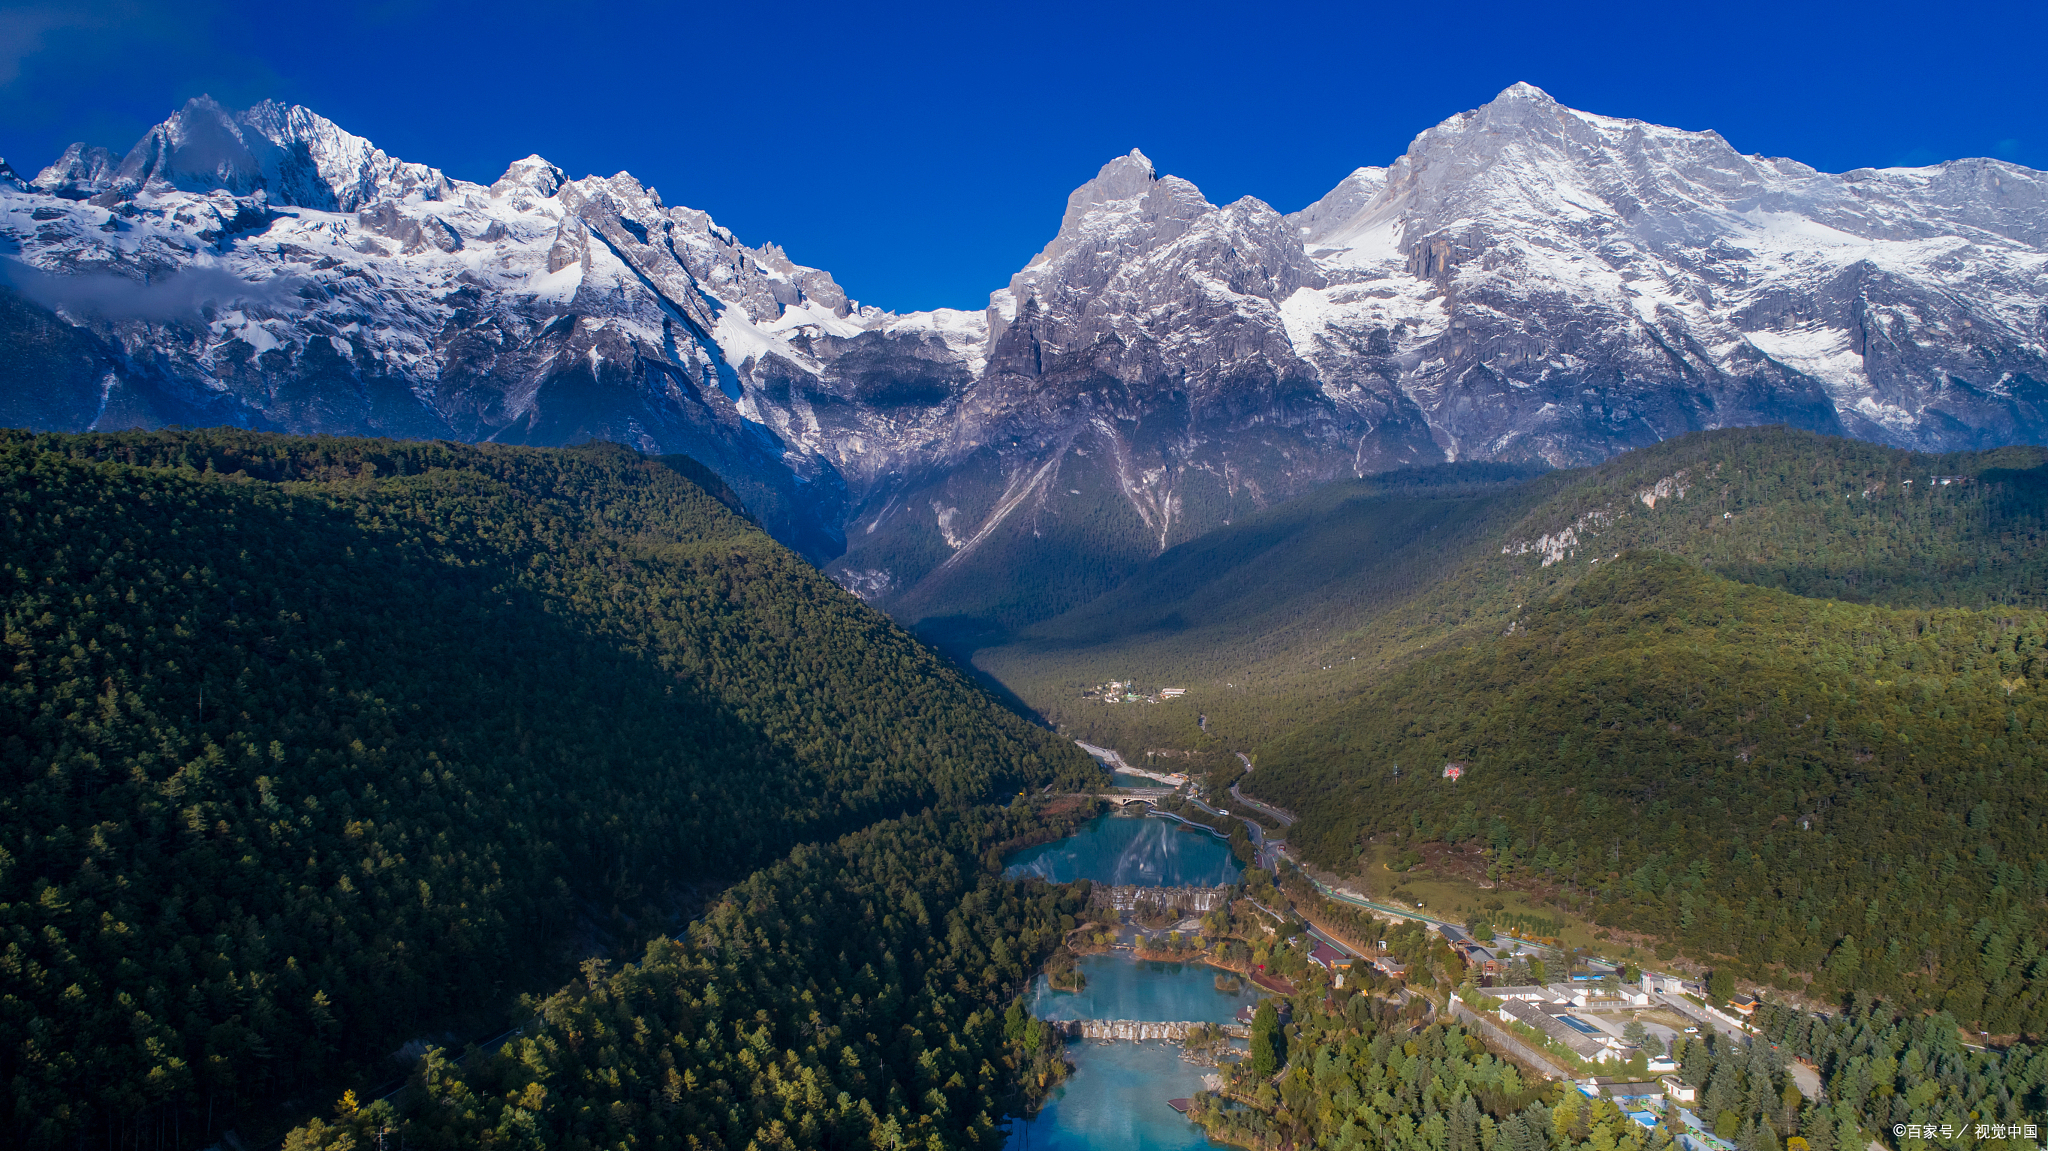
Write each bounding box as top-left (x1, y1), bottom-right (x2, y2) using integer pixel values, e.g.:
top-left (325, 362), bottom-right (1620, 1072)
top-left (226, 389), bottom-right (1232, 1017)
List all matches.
top-left (0, 430), bottom-right (1098, 1148)
top-left (1259, 553), bottom-right (2048, 1031)
top-left (980, 428), bottom-right (2048, 756)
top-left (1757, 997), bottom-right (2048, 1140)
top-left (285, 803), bottom-right (1092, 1151)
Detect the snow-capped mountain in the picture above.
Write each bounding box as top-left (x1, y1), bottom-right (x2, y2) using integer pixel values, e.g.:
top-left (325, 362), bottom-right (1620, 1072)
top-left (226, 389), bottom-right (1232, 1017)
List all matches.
top-left (1285, 82), bottom-right (2048, 461)
top-left (3, 85), bottom-right (2044, 628)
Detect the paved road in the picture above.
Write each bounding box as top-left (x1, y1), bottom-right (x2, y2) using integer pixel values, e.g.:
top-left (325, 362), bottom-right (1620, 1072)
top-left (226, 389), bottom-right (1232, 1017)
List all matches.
top-left (1189, 795), bottom-right (1286, 871)
top-left (1303, 921), bottom-right (1363, 959)
top-left (1228, 752), bottom-right (1298, 828)
top-left (1656, 991), bottom-right (1750, 1045)
top-left (1075, 740), bottom-right (1135, 771)
top-left (1229, 782), bottom-right (1297, 828)
top-left (1787, 1060), bottom-right (1823, 1101)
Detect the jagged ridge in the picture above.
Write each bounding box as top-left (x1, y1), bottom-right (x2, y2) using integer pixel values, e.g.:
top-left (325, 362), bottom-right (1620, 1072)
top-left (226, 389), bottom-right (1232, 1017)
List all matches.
top-left (2, 85), bottom-right (2043, 625)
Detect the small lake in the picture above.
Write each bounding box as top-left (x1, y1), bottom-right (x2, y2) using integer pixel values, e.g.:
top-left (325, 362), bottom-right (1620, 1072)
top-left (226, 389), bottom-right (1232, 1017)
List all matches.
top-left (1003, 1040), bottom-right (1218, 1151)
top-left (1111, 770), bottom-right (1164, 788)
top-left (1003, 814), bottom-right (1241, 887)
top-left (1026, 955), bottom-right (1261, 1023)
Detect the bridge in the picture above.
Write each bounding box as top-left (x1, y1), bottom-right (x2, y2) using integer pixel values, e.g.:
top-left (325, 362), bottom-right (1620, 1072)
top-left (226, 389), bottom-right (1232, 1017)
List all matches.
top-left (1093, 789), bottom-right (1173, 807)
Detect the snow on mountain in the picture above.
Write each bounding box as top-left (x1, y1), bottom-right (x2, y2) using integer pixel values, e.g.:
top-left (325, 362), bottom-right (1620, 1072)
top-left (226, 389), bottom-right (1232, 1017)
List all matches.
top-left (0, 96), bottom-right (890, 556)
top-left (1285, 82), bottom-right (2048, 459)
top-left (32, 143), bottom-right (121, 198)
top-left (3, 86), bottom-right (2044, 625)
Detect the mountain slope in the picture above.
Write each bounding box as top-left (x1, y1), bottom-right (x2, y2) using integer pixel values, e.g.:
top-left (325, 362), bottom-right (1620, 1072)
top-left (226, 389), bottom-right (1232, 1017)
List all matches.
top-left (1287, 83), bottom-right (2048, 462)
top-left (977, 427), bottom-right (2048, 755)
top-left (2, 86), bottom-right (2044, 629)
top-left (284, 805), bottom-right (1093, 1151)
top-left (1259, 552), bottom-right (2048, 1033)
top-left (0, 429), bottom-right (1096, 1147)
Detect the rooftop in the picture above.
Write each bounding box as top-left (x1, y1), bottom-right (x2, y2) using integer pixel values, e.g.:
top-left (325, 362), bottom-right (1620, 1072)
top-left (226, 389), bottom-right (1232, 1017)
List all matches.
top-left (1499, 1001), bottom-right (1621, 1060)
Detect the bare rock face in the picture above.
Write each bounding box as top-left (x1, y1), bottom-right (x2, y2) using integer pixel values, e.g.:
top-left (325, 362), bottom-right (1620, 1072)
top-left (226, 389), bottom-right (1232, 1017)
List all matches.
top-left (2, 87), bottom-right (2043, 628)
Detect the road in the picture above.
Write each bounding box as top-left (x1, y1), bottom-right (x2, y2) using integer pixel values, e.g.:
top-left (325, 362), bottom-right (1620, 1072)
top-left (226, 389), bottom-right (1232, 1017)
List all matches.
top-left (1229, 752), bottom-right (1297, 828)
top-left (1654, 991), bottom-right (1751, 1046)
top-left (1187, 795), bottom-right (1284, 871)
top-left (1228, 782), bottom-right (1297, 828)
top-left (1075, 740), bottom-right (1135, 771)
top-left (1787, 1060), bottom-right (1823, 1101)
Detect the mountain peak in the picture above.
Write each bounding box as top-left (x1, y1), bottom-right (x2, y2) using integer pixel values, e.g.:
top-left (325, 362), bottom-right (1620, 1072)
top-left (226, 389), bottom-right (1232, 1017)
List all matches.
top-left (1490, 81), bottom-right (1556, 105)
top-left (32, 142), bottom-right (121, 198)
top-left (493, 154), bottom-right (567, 198)
top-left (1057, 148), bottom-right (1160, 229)
top-left (115, 93), bottom-right (266, 197)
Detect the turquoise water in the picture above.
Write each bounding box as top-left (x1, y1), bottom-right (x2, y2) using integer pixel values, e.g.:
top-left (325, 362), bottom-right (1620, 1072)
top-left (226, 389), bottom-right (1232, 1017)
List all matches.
top-left (1004, 1040), bottom-right (1215, 1151)
top-left (1000, 820), bottom-right (1246, 1150)
top-left (1026, 955), bottom-right (1260, 1023)
top-left (1112, 770), bottom-right (1162, 788)
top-left (1003, 814), bottom-right (1241, 887)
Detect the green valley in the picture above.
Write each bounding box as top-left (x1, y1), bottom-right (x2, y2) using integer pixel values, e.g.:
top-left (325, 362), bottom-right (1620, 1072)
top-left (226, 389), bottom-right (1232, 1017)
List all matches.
top-left (969, 428), bottom-right (2048, 1033)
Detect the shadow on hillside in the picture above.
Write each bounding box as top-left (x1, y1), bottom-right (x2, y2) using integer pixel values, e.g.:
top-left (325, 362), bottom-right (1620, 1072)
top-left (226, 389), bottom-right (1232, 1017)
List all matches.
top-left (910, 613), bottom-right (1063, 728)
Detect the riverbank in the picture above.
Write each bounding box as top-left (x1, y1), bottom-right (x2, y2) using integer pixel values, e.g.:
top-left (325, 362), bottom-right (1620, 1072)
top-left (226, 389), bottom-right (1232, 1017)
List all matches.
top-left (984, 798), bottom-right (1105, 864)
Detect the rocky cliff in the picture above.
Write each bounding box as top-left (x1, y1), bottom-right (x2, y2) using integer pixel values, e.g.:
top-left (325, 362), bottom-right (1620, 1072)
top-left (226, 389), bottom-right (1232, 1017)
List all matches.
top-left (3, 85), bottom-right (2042, 627)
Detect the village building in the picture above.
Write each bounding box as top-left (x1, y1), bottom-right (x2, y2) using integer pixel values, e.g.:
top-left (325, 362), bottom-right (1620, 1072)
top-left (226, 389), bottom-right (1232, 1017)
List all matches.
top-left (1497, 1000), bottom-right (1627, 1062)
top-left (1488, 982), bottom-right (1649, 1008)
top-left (1590, 1080), bottom-right (1668, 1105)
top-left (1308, 942), bottom-right (1352, 972)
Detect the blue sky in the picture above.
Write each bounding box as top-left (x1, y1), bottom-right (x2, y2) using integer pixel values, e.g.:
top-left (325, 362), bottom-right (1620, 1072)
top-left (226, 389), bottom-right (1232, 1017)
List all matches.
top-left (4, 0), bottom-right (2043, 313)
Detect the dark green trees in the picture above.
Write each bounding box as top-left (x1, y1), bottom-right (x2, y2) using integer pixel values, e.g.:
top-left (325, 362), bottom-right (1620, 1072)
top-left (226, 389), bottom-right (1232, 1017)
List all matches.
top-left (1250, 997), bottom-right (1283, 1079)
top-left (1711, 969), bottom-right (1737, 1005)
top-left (288, 806), bottom-right (1095, 1151)
top-left (0, 430), bottom-right (1097, 1148)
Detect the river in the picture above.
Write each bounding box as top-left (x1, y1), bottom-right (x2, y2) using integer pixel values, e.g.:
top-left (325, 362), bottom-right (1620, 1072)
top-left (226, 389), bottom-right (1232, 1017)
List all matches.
top-left (1002, 813), bottom-right (1251, 1151)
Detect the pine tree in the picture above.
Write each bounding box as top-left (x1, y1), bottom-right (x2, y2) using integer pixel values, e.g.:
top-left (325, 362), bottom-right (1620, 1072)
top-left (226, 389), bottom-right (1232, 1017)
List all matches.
top-left (1250, 999), bottom-right (1281, 1079)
